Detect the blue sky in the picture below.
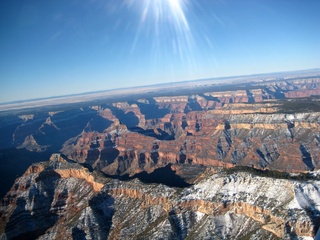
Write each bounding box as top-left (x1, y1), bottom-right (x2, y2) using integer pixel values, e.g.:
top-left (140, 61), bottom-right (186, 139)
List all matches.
top-left (1, 0), bottom-right (320, 103)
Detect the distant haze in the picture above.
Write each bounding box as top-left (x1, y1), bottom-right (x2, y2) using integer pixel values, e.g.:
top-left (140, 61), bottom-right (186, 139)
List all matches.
top-left (1, 0), bottom-right (320, 103)
top-left (1, 68), bottom-right (320, 113)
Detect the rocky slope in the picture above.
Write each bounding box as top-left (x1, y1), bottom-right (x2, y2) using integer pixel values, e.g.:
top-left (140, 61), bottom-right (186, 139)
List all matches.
top-left (1, 76), bottom-right (320, 198)
top-left (1, 154), bottom-right (319, 239)
top-left (60, 106), bottom-right (320, 177)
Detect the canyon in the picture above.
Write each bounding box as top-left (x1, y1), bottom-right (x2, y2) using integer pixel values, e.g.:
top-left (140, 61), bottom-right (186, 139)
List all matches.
top-left (0, 154), bottom-right (319, 239)
top-left (1, 71), bottom-right (320, 238)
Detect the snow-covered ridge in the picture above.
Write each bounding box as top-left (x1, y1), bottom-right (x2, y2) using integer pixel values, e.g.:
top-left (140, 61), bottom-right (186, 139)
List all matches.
top-left (1, 158), bottom-right (319, 239)
top-left (182, 171), bottom-right (320, 213)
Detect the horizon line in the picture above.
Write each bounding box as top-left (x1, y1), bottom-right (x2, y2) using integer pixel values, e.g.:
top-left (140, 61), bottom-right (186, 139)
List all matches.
top-left (1, 67), bottom-right (320, 106)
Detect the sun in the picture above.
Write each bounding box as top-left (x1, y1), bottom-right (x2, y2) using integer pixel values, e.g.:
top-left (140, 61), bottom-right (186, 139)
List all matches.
top-left (166, 0), bottom-right (189, 29)
top-left (139, 0), bottom-right (189, 30)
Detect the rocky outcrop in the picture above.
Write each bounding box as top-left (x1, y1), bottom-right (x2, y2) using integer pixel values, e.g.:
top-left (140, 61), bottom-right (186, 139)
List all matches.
top-left (1, 155), bottom-right (319, 239)
top-left (0, 154), bottom-right (109, 239)
top-left (18, 114), bottom-right (34, 121)
top-left (61, 107), bottom-right (320, 176)
top-left (285, 89), bottom-right (320, 98)
top-left (17, 135), bottom-right (47, 152)
top-left (2, 76), bottom-right (320, 200)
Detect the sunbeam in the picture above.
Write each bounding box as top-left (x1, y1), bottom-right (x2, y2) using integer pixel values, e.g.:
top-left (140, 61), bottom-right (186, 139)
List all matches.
top-left (124, 0), bottom-right (217, 81)
top-left (2, 0), bottom-right (318, 102)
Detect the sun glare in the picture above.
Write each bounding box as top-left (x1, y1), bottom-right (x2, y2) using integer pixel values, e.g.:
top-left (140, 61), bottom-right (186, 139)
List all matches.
top-left (130, 0), bottom-right (194, 62)
top-left (122, 0), bottom-right (217, 80)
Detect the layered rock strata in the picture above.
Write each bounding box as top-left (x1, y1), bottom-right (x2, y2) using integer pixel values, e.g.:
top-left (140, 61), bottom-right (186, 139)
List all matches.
top-left (61, 108), bottom-right (320, 176)
top-left (1, 155), bottom-right (319, 239)
top-left (1, 77), bottom-right (320, 199)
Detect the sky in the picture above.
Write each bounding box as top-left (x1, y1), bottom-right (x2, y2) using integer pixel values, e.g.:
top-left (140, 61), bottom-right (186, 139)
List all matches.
top-left (0, 0), bottom-right (320, 103)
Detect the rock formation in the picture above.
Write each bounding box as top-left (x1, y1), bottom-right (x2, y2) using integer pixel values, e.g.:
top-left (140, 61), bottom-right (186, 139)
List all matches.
top-left (1, 76), bottom-right (320, 239)
top-left (1, 77), bottom-right (320, 185)
top-left (0, 154), bottom-right (319, 239)
top-left (60, 103), bottom-right (320, 176)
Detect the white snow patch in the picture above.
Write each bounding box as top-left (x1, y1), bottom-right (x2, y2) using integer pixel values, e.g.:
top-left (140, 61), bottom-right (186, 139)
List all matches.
top-left (195, 211), bottom-right (205, 222)
top-left (287, 196), bottom-right (302, 210)
top-left (293, 182), bottom-right (320, 211)
top-left (286, 114), bottom-right (295, 121)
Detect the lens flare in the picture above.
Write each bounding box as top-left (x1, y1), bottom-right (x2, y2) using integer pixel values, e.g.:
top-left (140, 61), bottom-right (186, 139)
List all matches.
top-left (121, 0), bottom-right (218, 81)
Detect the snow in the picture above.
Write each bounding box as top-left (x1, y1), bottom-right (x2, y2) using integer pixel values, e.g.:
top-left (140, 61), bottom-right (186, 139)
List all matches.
top-left (290, 182), bottom-right (320, 211)
top-left (182, 172), bottom-right (295, 208)
top-left (286, 114), bottom-right (295, 121)
top-left (179, 169), bottom-right (320, 229)
top-left (195, 211), bottom-right (205, 222)
top-left (287, 196), bottom-right (302, 209)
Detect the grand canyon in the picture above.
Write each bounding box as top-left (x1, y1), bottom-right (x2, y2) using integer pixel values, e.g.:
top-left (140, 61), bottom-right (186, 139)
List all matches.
top-left (1, 70), bottom-right (320, 239)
